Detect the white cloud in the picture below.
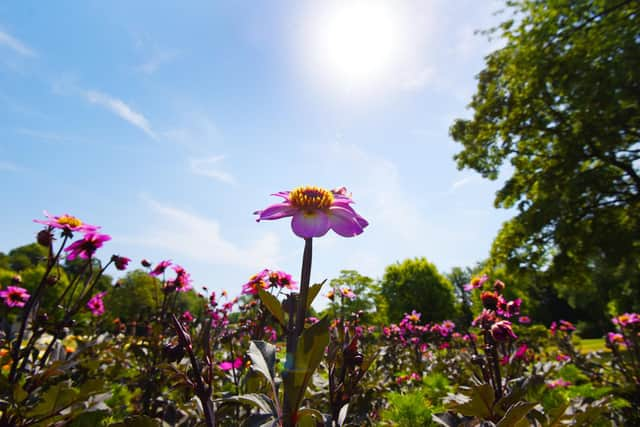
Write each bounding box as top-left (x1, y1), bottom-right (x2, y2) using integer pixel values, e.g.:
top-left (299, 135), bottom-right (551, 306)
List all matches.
top-left (163, 112), bottom-right (222, 151)
top-left (0, 29), bottom-right (35, 57)
top-left (125, 197), bottom-right (280, 269)
top-left (189, 155), bottom-right (235, 184)
top-left (136, 49), bottom-right (178, 74)
top-left (85, 90), bottom-right (156, 139)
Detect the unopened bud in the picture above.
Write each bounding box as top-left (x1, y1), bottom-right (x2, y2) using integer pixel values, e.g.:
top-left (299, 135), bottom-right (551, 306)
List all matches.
top-left (46, 275), bottom-right (59, 286)
top-left (141, 259), bottom-right (152, 268)
top-left (37, 229), bottom-right (53, 247)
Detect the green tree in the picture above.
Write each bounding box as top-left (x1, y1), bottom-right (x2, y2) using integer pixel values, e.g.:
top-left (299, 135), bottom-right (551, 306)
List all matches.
top-left (450, 0), bottom-right (640, 321)
top-left (323, 270), bottom-right (386, 324)
top-left (379, 258), bottom-right (457, 323)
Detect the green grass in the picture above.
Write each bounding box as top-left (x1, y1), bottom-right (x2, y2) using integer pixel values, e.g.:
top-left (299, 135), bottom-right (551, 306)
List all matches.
top-left (578, 338), bottom-right (607, 353)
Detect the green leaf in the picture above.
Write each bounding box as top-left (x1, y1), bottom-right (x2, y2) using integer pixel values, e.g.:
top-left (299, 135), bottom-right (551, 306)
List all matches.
top-left (108, 415), bottom-right (161, 427)
top-left (298, 407), bottom-right (324, 426)
top-left (13, 382), bottom-right (28, 403)
top-left (26, 383), bottom-right (79, 418)
top-left (496, 401), bottom-right (536, 427)
top-left (223, 393), bottom-right (278, 416)
top-left (306, 281), bottom-right (326, 309)
top-left (448, 383), bottom-right (495, 419)
top-left (258, 289), bottom-right (286, 326)
top-left (248, 340), bottom-right (278, 382)
top-left (283, 315), bottom-right (329, 417)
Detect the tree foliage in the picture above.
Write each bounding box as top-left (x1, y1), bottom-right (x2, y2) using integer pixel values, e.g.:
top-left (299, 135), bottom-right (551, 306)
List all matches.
top-left (379, 257), bottom-right (457, 322)
top-left (450, 0), bottom-right (640, 316)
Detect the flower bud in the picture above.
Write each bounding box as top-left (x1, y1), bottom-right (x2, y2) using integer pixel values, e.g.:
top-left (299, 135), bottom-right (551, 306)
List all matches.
top-left (491, 320), bottom-right (517, 342)
top-left (37, 229), bottom-right (53, 247)
top-left (493, 280), bottom-right (505, 293)
top-left (141, 259), bottom-right (152, 268)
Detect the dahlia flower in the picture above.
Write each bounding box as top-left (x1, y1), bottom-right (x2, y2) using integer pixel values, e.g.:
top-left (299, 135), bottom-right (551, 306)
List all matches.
top-left (87, 291), bottom-right (106, 316)
top-left (254, 186), bottom-right (368, 238)
top-left (34, 211), bottom-right (99, 233)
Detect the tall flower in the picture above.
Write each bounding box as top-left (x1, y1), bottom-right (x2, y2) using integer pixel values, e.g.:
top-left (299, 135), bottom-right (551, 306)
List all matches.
top-left (242, 270), bottom-right (269, 295)
top-left (65, 233), bottom-right (111, 260)
top-left (34, 211), bottom-right (99, 233)
top-left (111, 255), bottom-right (131, 271)
top-left (463, 274), bottom-right (489, 291)
top-left (0, 286), bottom-right (30, 308)
top-left (254, 186), bottom-right (368, 238)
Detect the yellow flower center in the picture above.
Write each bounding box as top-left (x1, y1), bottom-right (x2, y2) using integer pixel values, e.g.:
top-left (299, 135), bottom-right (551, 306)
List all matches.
top-left (289, 186), bottom-right (334, 211)
top-left (58, 215), bottom-right (83, 228)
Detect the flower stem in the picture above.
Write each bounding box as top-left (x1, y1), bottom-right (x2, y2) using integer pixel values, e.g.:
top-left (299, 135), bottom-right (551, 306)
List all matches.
top-left (295, 238), bottom-right (313, 338)
top-left (283, 238), bottom-right (313, 427)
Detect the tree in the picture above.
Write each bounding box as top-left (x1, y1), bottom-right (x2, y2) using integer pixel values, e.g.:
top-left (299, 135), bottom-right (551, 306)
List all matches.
top-left (379, 258), bottom-right (457, 323)
top-left (323, 270), bottom-right (386, 324)
top-left (450, 0), bottom-right (640, 318)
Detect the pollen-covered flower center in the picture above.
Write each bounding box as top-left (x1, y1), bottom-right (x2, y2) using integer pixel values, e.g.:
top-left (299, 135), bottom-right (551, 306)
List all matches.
top-left (289, 186), bottom-right (334, 211)
top-left (58, 215), bottom-right (83, 228)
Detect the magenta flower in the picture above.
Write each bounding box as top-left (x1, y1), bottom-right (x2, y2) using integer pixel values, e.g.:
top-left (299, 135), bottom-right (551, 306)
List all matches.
top-left (149, 260), bottom-right (172, 276)
top-left (0, 286), bottom-right (30, 308)
top-left (463, 274), bottom-right (489, 291)
top-left (171, 265), bottom-right (193, 292)
top-left (218, 357), bottom-right (243, 371)
top-left (87, 292), bottom-right (106, 316)
top-left (65, 233), bottom-right (111, 260)
top-left (34, 211), bottom-right (100, 234)
top-left (255, 186), bottom-right (368, 238)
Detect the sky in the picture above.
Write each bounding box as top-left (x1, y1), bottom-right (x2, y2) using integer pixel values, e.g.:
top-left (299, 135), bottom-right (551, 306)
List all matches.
top-left (1, 0), bottom-right (513, 300)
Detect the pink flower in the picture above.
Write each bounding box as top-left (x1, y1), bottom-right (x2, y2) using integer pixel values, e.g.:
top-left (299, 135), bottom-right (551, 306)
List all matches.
top-left (255, 186), bottom-right (368, 238)
top-left (218, 357), bottom-right (243, 371)
top-left (87, 292), bottom-right (106, 316)
top-left (340, 286), bottom-right (356, 300)
top-left (559, 320), bottom-right (576, 332)
top-left (34, 211), bottom-right (99, 234)
top-left (242, 270), bottom-right (269, 295)
top-left (556, 353), bottom-right (571, 362)
top-left (547, 379), bottom-right (571, 389)
top-left (612, 313), bottom-right (640, 327)
top-left (180, 310), bottom-right (195, 323)
top-left (171, 265), bottom-right (192, 292)
top-left (607, 332), bottom-right (625, 345)
top-left (65, 233), bottom-right (111, 260)
top-left (111, 255), bottom-right (131, 271)
top-left (491, 320), bottom-right (517, 342)
top-left (150, 260), bottom-right (172, 276)
top-left (463, 274), bottom-right (488, 291)
top-left (514, 344), bottom-right (528, 360)
top-left (267, 270), bottom-right (297, 290)
top-left (518, 316), bottom-right (531, 324)
top-left (0, 286), bottom-right (30, 308)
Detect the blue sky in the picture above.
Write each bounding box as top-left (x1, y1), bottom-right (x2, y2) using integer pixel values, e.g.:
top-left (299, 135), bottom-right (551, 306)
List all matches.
top-left (1, 1), bottom-right (512, 298)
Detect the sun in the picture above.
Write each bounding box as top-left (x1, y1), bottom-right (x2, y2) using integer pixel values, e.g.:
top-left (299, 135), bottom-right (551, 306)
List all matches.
top-left (307, 1), bottom-right (400, 90)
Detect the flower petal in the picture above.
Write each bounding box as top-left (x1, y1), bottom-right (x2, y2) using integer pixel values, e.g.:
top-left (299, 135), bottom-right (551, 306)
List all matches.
top-left (291, 211), bottom-right (330, 238)
top-left (255, 203), bottom-right (297, 221)
top-left (328, 206), bottom-right (368, 237)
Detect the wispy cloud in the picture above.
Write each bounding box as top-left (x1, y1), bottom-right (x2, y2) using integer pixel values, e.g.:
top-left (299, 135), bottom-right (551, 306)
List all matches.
top-left (451, 175), bottom-right (478, 191)
top-left (136, 49), bottom-right (178, 74)
top-left (0, 160), bottom-right (20, 172)
top-left (85, 90), bottom-right (156, 139)
top-left (189, 155), bottom-right (235, 184)
top-left (0, 29), bottom-right (36, 57)
top-left (126, 197), bottom-right (280, 269)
